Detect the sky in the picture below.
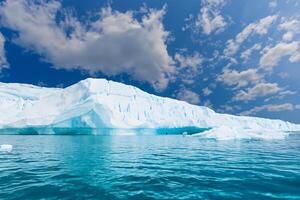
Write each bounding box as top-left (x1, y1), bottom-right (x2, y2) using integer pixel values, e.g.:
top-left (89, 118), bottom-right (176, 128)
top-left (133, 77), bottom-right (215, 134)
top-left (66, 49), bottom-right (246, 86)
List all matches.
top-left (0, 0), bottom-right (300, 123)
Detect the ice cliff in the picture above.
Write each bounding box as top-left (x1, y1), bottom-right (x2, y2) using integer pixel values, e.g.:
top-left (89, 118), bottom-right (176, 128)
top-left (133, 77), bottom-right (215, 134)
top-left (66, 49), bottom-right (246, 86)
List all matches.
top-left (0, 78), bottom-right (299, 138)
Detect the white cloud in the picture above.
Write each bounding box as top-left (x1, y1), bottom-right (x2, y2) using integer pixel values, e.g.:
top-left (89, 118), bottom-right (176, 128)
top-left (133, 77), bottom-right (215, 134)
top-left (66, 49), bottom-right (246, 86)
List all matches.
top-left (296, 105), bottom-right (300, 109)
top-left (289, 52), bottom-right (300, 62)
top-left (176, 88), bottom-right (200, 105)
top-left (0, 33), bottom-right (8, 69)
top-left (264, 90), bottom-right (296, 102)
top-left (174, 52), bottom-right (202, 71)
top-left (0, 0), bottom-right (175, 91)
top-left (224, 15), bottom-right (277, 57)
top-left (241, 103), bottom-right (299, 116)
top-left (185, 0), bottom-right (227, 35)
top-left (255, 15), bottom-right (278, 35)
top-left (279, 19), bottom-right (300, 42)
top-left (279, 19), bottom-right (300, 32)
top-left (202, 87), bottom-right (212, 96)
top-left (259, 42), bottom-right (299, 71)
top-left (217, 68), bottom-right (263, 89)
top-left (240, 43), bottom-right (262, 62)
top-left (269, 0), bottom-right (277, 8)
top-left (279, 90), bottom-right (297, 96)
top-left (174, 52), bottom-right (203, 85)
top-left (234, 82), bottom-right (281, 101)
top-left (218, 104), bottom-right (241, 113)
top-left (282, 31), bottom-right (294, 41)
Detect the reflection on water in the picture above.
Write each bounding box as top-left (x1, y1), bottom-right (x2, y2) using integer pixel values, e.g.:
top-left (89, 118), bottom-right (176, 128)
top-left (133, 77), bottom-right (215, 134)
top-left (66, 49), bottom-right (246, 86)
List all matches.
top-left (0, 134), bottom-right (300, 199)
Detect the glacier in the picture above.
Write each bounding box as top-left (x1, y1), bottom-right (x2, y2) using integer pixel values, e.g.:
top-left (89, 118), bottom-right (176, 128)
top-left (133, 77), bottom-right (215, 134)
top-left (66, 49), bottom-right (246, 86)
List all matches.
top-left (0, 78), bottom-right (299, 139)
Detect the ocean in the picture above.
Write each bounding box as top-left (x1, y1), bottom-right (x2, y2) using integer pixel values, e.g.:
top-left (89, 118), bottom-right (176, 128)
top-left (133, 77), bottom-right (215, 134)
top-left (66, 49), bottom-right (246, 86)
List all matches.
top-left (1, 133), bottom-right (300, 199)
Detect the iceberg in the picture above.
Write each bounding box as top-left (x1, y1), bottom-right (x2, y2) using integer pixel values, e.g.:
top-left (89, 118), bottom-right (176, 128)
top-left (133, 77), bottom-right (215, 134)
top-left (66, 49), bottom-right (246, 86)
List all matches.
top-left (0, 78), bottom-right (299, 138)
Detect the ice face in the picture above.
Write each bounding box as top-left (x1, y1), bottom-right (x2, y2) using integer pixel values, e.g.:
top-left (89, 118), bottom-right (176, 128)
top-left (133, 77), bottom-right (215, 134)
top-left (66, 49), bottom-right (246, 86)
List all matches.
top-left (0, 78), bottom-right (299, 138)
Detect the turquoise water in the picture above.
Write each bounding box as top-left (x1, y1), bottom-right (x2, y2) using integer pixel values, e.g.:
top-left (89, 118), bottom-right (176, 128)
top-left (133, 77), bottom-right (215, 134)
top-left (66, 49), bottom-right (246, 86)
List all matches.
top-left (0, 134), bottom-right (300, 199)
top-left (0, 127), bottom-right (210, 135)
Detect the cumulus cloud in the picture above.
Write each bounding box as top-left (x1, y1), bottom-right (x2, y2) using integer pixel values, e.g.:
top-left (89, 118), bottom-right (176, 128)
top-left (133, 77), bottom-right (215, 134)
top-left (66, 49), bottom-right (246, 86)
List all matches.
top-left (0, 0), bottom-right (175, 91)
top-left (217, 68), bottom-right (263, 89)
top-left (224, 15), bottom-right (277, 57)
top-left (176, 88), bottom-right (200, 105)
top-left (259, 42), bottom-right (299, 71)
top-left (241, 103), bottom-right (299, 116)
top-left (233, 82), bottom-right (281, 101)
top-left (0, 33), bottom-right (8, 69)
top-left (184, 0), bottom-right (227, 35)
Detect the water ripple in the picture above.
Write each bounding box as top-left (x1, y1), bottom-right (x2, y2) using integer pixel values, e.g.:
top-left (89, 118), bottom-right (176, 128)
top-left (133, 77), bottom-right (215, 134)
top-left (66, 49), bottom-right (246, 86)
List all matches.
top-left (0, 134), bottom-right (300, 199)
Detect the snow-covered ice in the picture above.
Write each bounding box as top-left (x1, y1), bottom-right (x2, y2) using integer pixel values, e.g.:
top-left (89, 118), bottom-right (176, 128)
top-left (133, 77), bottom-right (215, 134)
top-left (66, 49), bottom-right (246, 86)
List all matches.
top-left (0, 78), bottom-right (299, 139)
top-left (192, 126), bottom-right (290, 140)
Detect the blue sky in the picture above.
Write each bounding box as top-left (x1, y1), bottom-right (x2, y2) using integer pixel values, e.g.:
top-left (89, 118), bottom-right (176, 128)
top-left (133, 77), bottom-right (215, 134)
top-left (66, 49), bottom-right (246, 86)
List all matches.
top-left (0, 0), bottom-right (300, 123)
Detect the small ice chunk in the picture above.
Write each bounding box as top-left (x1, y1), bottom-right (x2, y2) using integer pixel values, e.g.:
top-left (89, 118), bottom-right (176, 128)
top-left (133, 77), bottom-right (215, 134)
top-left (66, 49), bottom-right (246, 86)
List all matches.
top-left (0, 144), bottom-right (13, 152)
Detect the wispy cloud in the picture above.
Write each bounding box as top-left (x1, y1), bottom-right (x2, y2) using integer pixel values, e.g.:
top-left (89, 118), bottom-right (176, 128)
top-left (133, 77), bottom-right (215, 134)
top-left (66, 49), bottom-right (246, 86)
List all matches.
top-left (0, 33), bottom-right (8, 70)
top-left (202, 87), bottom-right (212, 96)
top-left (241, 103), bottom-right (300, 116)
top-left (217, 68), bottom-right (263, 89)
top-left (233, 82), bottom-right (281, 101)
top-left (279, 18), bottom-right (300, 41)
top-left (240, 43), bottom-right (262, 63)
top-left (224, 15), bottom-right (278, 57)
top-left (259, 42), bottom-right (300, 71)
top-left (175, 52), bottom-right (203, 71)
top-left (184, 0), bottom-right (228, 35)
top-left (269, 0), bottom-right (277, 9)
top-left (175, 87), bottom-right (200, 105)
top-left (174, 51), bottom-right (203, 85)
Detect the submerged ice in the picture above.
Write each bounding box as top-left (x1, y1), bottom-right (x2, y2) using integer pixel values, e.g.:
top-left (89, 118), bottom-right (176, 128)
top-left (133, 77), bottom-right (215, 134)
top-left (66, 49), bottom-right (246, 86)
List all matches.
top-left (0, 78), bottom-right (299, 138)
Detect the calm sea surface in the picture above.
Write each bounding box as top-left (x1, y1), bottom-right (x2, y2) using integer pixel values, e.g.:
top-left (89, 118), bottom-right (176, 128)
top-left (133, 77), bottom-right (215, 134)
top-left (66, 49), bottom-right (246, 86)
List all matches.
top-left (0, 133), bottom-right (300, 200)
